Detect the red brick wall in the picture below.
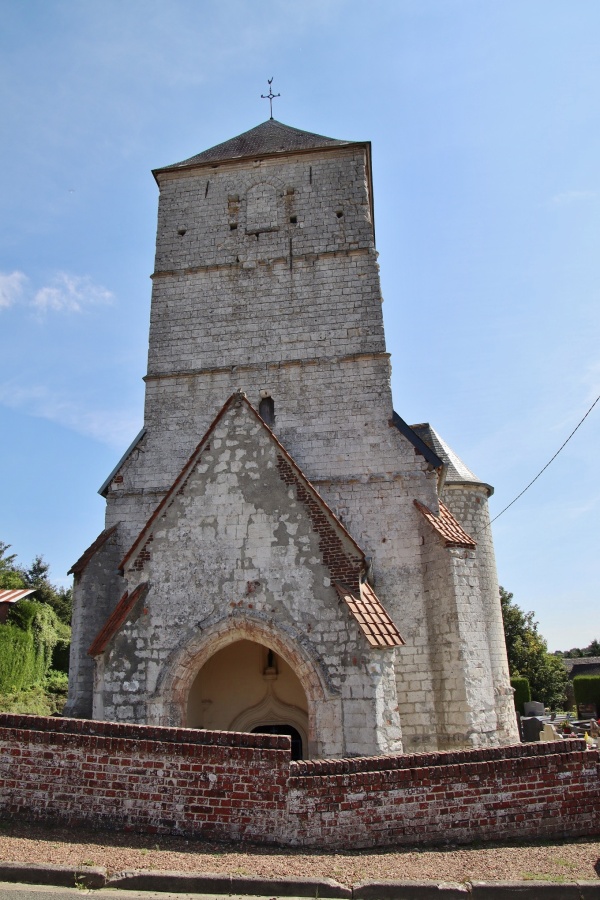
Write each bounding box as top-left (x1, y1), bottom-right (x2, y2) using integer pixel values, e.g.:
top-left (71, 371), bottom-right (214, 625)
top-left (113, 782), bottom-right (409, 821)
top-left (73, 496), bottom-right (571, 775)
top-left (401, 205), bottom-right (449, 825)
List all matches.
top-left (1, 714), bottom-right (598, 848)
top-left (0, 714), bottom-right (289, 842)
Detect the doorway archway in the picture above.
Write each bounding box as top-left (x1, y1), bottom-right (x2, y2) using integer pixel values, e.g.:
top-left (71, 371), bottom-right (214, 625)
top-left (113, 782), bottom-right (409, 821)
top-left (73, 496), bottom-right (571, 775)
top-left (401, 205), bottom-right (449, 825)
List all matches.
top-left (186, 639), bottom-right (309, 756)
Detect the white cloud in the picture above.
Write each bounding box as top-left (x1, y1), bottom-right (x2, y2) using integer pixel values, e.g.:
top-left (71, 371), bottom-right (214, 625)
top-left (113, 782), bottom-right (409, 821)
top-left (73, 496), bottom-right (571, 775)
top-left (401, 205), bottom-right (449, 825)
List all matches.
top-left (32, 272), bottom-right (113, 315)
top-left (0, 270), bottom-right (114, 316)
top-left (0, 382), bottom-right (141, 451)
top-left (0, 271), bottom-right (27, 309)
top-left (548, 190), bottom-right (596, 207)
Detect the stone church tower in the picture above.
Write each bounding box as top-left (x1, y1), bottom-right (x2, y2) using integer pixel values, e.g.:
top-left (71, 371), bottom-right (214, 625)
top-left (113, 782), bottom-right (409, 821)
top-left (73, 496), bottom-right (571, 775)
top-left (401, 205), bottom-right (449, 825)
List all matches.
top-left (65, 118), bottom-right (519, 756)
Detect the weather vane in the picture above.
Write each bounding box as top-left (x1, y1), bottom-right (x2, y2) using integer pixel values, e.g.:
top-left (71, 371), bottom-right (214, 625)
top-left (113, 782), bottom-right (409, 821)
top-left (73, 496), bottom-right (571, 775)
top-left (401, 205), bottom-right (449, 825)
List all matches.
top-left (261, 78), bottom-right (280, 119)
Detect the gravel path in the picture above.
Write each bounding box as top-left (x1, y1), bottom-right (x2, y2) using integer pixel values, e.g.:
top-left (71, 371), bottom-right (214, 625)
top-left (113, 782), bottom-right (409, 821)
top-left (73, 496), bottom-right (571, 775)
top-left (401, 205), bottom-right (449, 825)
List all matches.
top-left (0, 822), bottom-right (598, 885)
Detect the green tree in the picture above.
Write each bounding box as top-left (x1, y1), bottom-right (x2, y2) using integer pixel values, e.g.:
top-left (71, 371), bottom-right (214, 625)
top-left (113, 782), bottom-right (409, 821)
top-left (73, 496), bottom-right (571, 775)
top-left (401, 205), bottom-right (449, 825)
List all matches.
top-left (586, 639), bottom-right (600, 657)
top-left (20, 555), bottom-right (72, 626)
top-left (500, 587), bottom-right (568, 710)
top-left (559, 638), bottom-right (600, 659)
top-left (0, 543), bottom-right (72, 625)
top-left (0, 542), bottom-right (25, 590)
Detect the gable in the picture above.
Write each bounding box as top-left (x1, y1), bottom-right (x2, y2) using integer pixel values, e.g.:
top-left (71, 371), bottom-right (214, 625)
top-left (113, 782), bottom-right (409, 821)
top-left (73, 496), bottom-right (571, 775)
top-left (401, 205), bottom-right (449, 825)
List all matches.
top-left (68, 525), bottom-right (119, 576)
top-left (110, 391), bottom-right (400, 650)
top-left (120, 391), bottom-right (366, 581)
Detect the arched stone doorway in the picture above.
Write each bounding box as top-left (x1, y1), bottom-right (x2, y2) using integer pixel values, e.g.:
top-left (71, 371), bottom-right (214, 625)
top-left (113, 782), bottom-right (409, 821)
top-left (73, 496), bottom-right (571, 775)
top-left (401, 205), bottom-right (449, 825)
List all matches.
top-left (186, 639), bottom-right (309, 757)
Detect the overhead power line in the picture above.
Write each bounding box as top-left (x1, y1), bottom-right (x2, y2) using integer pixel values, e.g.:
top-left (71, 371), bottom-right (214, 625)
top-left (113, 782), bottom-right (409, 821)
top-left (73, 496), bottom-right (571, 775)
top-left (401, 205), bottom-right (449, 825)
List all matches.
top-left (489, 392), bottom-right (600, 526)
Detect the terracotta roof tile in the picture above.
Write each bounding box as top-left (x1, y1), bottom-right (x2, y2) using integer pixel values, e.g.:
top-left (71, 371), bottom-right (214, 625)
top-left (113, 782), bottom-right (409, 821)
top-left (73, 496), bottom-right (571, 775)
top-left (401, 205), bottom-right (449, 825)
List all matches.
top-left (0, 588), bottom-right (35, 604)
top-left (68, 525), bottom-right (119, 576)
top-left (335, 582), bottom-right (404, 648)
top-left (88, 582), bottom-right (148, 657)
top-left (414, 499), bottom-right (476, 549)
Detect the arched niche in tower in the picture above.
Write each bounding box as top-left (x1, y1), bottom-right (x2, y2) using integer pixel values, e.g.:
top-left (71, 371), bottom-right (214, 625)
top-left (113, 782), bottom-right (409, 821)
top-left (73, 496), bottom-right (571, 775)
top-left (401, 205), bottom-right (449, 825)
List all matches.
top-left (246, 182), bottom-right (278, 234)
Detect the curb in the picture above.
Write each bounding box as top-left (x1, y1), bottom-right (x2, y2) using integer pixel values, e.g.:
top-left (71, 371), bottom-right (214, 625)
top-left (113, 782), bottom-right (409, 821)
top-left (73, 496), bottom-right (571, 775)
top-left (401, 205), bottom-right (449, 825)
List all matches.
top-left (0, 864), bottom-right (598, 897)
top-left (470, 884), bottom-right (600, 899)
top-left (0, 861), bottom-right (107, 889)
top-left (354, 880), bottom-right (470, 898)
top-left (107, 871), bottom-right (351, 897)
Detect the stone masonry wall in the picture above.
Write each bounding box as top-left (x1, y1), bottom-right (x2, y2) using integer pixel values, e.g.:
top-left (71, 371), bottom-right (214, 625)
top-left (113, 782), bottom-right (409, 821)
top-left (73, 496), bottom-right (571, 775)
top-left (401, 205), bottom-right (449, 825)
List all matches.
top-left (1, 715), bottom-right (598, 849)
top-left (99, 398), bottom-right (402, 758)
top-left (65, 530), bottom-right (125, 719)
top-left (442, 484), bottom-right (519, 745)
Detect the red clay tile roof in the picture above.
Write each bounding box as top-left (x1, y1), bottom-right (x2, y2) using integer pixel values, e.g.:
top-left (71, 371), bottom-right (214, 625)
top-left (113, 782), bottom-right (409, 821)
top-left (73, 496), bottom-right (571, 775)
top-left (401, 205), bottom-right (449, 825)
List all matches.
top-left (68, 525), bottom-right (119, 576)
top-left (414, 499), bottom-right (476, 549)
top-left (88, 582), bottom-right (148, 657)
top-left (335, 582), bottom-right (404, 648)
top-left (0, 588), bottom-right (35, 604)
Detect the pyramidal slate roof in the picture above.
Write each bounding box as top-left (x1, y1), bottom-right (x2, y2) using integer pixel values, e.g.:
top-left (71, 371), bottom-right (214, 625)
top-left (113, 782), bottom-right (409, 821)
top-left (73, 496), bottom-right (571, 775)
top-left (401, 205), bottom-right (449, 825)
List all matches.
top-left (410, 423), bottom-right (493, 494)
top-left (157, 119), bottom-right (352, 171)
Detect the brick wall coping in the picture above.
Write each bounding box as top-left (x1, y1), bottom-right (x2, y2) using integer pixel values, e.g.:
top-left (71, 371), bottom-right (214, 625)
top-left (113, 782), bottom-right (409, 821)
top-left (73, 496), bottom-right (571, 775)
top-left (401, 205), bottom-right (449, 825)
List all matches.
top-left (1, 715), bottom-right (592, 773)
top-left (290, 739), bottom-right (590, 777)
top-left (0, 713), bottom-right (290, 751)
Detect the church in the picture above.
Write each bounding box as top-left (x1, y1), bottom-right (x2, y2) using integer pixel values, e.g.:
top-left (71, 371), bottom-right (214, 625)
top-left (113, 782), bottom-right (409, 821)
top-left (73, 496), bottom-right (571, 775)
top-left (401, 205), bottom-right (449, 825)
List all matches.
top-left (65, 115), bottom-right (519, 757)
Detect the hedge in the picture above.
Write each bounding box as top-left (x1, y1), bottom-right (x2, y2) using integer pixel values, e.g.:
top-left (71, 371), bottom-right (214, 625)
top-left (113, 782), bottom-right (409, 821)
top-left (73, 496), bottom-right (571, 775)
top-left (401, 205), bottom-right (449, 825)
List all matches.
top-left (511, 676), bottom-right (531, 713)
top-left (573, 675), bottom-right (600, 709)
top-left (0, 599), bottom-right (67, 693)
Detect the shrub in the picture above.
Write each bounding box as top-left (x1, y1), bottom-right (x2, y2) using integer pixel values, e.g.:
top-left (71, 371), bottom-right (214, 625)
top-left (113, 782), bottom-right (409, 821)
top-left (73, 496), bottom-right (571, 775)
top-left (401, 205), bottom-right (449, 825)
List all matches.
top-left (511, 676), bottom-right (531, 713)
top-left (45, 669), bottom-right (69, 694)
top-left (0, 686), bottom-right (60, 716)
top-left (572, 675), bottom-right (600, 714)
top-left (0, 599), bottom-right (66, 693)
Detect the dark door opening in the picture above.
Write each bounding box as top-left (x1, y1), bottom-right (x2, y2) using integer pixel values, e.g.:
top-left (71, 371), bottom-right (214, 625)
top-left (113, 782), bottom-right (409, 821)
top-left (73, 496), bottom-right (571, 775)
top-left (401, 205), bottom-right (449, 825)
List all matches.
top-left (251, 724), bottom-right (303, 760)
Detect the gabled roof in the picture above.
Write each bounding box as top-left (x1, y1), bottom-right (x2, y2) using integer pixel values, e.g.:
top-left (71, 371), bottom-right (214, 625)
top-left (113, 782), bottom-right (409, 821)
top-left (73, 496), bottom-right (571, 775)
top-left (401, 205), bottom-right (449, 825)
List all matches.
top-left (98, 428), bottom-right (146, 498)
top-left (116, 391), bottom-right (402, 651)
top-left (0, 588), bottom-right (35, 604)
top-left (562, 657), bottom-right (600, 677)
top-left (120, 390), bottom-right (365, 574)
top-left (68, 525), bottom-right (119, 576)
top-left (335, 582), bottom-right (404, 648)
top-left (410, 423), bottom-right (492, 494)
top-left (154, 119), bottom-right (352, 173)
top-left (88, 582), bottom-right (149, 657)
top-left (390, 411), bottom-right (443, 470)
top-left (414, 499), bottom-right (477, 549)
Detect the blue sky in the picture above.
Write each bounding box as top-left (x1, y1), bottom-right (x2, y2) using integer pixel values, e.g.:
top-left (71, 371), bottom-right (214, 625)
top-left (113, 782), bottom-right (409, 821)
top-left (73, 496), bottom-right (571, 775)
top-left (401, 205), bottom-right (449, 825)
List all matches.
top-left (1, 0), bottom-right (598, 651)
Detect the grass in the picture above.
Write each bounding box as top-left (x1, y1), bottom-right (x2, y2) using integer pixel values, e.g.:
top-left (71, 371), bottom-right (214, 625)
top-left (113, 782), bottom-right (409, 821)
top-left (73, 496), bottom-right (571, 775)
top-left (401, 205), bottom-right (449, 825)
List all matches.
top-left (521, 873), bottom-right (569, 883)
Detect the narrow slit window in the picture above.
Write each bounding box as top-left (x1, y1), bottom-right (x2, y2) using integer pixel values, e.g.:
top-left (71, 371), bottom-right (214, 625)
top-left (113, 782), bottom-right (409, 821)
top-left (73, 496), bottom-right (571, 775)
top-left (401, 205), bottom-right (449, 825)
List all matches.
top-left (259, 396), bottom-right (275, 426)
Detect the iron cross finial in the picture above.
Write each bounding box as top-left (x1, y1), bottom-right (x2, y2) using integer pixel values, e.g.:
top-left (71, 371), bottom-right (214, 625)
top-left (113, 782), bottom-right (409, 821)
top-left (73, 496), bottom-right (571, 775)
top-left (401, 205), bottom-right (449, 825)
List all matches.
top-left (261, 77), bottom-right (280, 119)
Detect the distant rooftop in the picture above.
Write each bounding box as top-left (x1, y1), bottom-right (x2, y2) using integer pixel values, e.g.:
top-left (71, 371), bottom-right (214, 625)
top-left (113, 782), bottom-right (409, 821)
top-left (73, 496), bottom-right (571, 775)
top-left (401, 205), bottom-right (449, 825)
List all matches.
top-left (155, 119), bottom-right (353, 172)
top-left (562, 656), bottom-right (600, 676)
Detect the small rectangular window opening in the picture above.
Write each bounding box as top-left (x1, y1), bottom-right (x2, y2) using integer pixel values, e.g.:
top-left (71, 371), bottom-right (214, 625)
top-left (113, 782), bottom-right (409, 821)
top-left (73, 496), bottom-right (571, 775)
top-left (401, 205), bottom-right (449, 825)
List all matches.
top-left (229, 223), bottom-right (238, 230)
top-left (259, 396), bottom-right (275, 427)
top-left (289, 216), bottom-right (297, 224)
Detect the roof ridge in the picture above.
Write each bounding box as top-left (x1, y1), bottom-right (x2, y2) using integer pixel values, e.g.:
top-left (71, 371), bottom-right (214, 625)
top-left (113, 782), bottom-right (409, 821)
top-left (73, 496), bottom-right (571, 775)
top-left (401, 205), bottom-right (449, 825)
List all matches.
top-left (119, 391), bottom-right (366, 575)
top-left (68, 524), bottom-right (119, 576)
